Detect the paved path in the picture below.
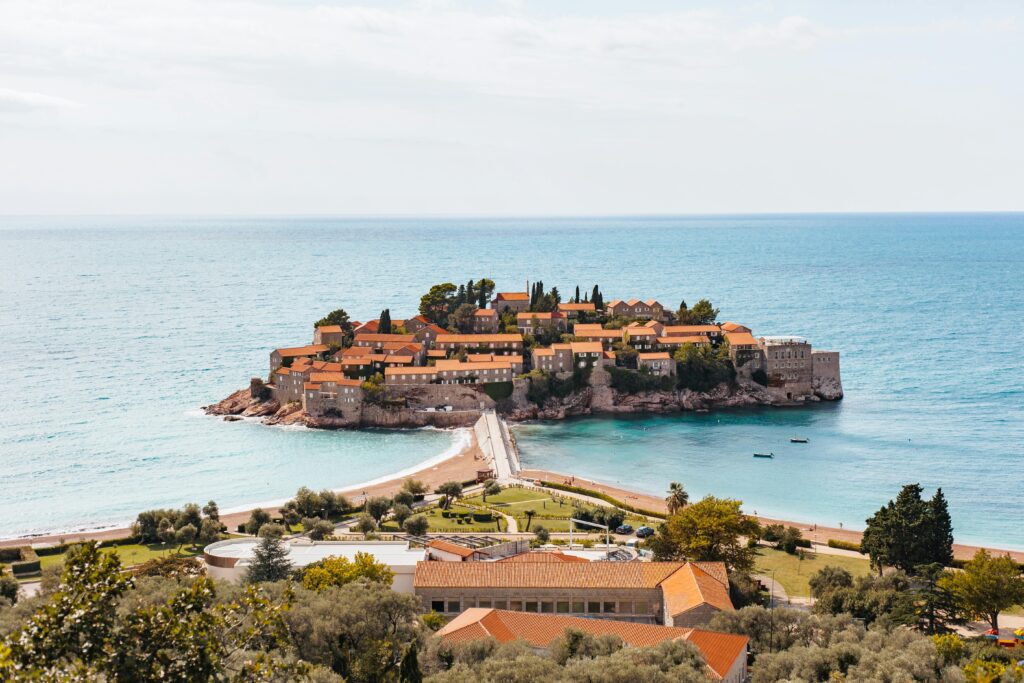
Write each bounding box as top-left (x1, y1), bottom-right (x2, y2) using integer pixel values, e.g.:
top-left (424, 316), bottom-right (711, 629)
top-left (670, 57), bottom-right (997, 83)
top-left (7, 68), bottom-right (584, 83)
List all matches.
top-left (476, 411), bottom-right (519, 482)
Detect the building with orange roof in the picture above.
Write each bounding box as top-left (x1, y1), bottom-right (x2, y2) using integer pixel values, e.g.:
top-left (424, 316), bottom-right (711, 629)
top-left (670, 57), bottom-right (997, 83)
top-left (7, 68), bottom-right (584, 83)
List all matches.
top-left (657, 335), bottom-right (710, 351)
top-left (662, 325), bottom-right (723, 341)
top-left (434, 334), bottom-right (524, 355)
top-left (435, 609), bottom-right (748, 682)
top-left (302, 371), bottom-right (363, 418)
top-left (433, 360), bottom-right (513, 384)
top-left (352, 333), bottom-right (417, 349)
top-left (471, 308), bottom-right (499, 333)
top-left (384, 366), bottom-right (439, 386)
top-left (491, 291), bottom-right (530, 313)
top-left (720, 322), bottom-right (751, 334)
top-left (415, 323), bottom-right (449, 346)
top-left (426, 539), bottom-right (485, 562)
top-left (607, 299), bottom-right (666, 321)
top-left (569, 341), bottom-right (605, 367)
top-left (496, 551), bottom-right (589, 564)
top-left (516, 311), bottom-right (567, 336)
top-left (557, 302), bottom-right (596, 319)
top-left (312, 324), bottom-right (348, 346)
top-left (403, 315), bottom-right (432, 334)
top-left (531, 343), bottom-right (573, 374)
top-left (269, 344), bottom-right (329, 373)
top-left (413, 560), bottom-right (732, 627)
top-left (638, 351), bottom-right (675, 377)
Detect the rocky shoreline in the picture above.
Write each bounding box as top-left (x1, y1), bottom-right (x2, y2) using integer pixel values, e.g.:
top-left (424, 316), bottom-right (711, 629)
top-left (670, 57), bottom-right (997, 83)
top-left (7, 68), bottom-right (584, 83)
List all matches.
top-left (204, 366), bottom-right (843, 430)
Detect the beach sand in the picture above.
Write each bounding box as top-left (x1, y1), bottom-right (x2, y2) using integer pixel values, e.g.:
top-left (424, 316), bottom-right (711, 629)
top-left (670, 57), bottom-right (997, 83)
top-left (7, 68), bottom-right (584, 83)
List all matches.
top-left (519, 468), bottom-right (1024, 563)
top-left (0, 431), bottom-right (485, 549)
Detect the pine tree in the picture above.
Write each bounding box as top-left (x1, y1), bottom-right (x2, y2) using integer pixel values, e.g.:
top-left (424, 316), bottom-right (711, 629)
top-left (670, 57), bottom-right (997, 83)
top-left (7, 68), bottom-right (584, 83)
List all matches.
top-left (863, 484), bottom-right (955, 575)
top-left (245, 535), bottom-right (293, 583)
top-left (379, 309), bottom-right (391, 335)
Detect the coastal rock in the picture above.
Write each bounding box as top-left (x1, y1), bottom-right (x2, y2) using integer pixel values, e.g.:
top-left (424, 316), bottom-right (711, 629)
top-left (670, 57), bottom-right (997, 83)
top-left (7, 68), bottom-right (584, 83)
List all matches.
top-left (204, 389), bottom-right (278, 417)
top-left (813, 376), bottom-right (844, 401)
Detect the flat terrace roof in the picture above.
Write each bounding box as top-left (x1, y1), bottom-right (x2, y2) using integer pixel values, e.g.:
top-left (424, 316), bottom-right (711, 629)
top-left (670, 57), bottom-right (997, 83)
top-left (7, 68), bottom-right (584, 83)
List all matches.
top-left (205, 539), bottom-right (426, 567)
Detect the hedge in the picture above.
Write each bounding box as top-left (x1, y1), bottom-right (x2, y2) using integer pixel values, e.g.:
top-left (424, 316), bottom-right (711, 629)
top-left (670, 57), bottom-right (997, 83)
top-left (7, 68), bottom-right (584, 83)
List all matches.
top-left (0, 547), bottom-right (25, 563)
top-left (540, 481), bottom-right (666, 520)
top-left (794, 538), bottom-right (812, 549)
top-left (827, 539), bottom-right (863, 552)
top-left (11, 547), bottom-right (40, 577)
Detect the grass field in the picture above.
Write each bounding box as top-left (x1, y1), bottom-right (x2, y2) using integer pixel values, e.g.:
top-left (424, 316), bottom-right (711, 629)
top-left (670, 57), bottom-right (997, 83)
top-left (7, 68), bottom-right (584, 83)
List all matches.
top-left (463, 487), bottom-right (646, 534)
top-left (7, 542), bottom-right (203, 578)
top-left (754, 546), bottom-right (873, 598)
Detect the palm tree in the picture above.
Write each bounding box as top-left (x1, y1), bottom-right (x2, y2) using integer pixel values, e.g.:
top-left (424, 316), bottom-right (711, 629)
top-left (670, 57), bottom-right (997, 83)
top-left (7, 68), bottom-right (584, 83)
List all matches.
top-left (666, 482), bottom-right (689, 515)
top-left (524, 509), bottom-right (535, 531)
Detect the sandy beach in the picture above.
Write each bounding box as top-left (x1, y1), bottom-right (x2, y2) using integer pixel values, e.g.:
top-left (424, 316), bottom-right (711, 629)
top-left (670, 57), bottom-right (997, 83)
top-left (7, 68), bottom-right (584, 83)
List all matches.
top-left (519, 468), bottom-right (1024, 563)
top-left (0, 431), bottom-right (485, 549)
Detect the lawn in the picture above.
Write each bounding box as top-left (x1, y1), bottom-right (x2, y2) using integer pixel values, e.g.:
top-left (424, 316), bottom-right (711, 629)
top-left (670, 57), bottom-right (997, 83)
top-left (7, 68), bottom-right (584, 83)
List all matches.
top-left (380, 504), bottom-right (506, 533)
top-left (18, 542), bottom-right (202, 576)
top-left (754, 546), bottom-right (873, 598)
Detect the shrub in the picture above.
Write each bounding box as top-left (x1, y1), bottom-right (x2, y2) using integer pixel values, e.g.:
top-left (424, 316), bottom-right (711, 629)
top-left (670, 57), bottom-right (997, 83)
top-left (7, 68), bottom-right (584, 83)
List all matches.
top-left (483, 381), bottom-right (513, 400)
top-left (540, 481), bottom-right (665, 519)
top-left (607, 366), bottom-right (674, 394)
top-left (827, 539), bottom-right (863, 552)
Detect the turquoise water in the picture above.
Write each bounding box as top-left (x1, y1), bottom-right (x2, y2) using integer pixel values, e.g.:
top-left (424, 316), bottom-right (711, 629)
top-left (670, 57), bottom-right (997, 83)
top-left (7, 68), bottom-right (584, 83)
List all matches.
top-left (0, 214), bottom-right (1022, 547)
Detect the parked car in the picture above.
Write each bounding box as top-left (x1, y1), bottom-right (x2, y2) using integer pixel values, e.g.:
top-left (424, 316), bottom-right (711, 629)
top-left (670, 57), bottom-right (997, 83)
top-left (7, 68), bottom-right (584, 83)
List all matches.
top-left (615, 524), bottom-right (634, 535)
top-left (635, 526), bottom-right (654, 538)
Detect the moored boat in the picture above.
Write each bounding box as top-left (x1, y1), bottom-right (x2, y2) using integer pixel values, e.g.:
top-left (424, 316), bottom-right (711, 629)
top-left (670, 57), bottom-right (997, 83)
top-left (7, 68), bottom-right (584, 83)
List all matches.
top-left (753, 452), bottom-right (774, 458)
top-left (790, 437), bottom-right (809, 443)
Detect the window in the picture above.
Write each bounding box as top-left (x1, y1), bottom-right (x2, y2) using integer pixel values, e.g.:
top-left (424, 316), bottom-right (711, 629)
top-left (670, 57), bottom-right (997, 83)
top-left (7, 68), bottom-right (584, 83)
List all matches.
top-left (572, 601), bottom-right (584, 613)
top-left (556, 601), bottom-right (570, 613)
top-left (620, 602), bottom-right (634, 614)
top-left (431, 601), bottom-right (444, 613)
top-left (603, 602), bottom-right (616, 614)
top-left (540, 601), bottom-right (554, 613)
top-left (509, 600), bottom-right (523, 611)
top-left (446, 600), bottom-right (460, 613)
top-left (525, 601), bottom-right (538, 612)
top-left (493, 600), bottom-right (507, 610)
top-left (634, 601), bottom-right (651, 614)
top-left (478, 599), bottom-right (491, 608)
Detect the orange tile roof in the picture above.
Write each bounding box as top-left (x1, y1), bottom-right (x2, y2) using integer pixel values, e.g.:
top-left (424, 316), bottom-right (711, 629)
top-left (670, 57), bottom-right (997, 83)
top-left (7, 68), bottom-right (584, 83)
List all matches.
top-left (663, 325), bottom-right (721, 335)
top-left (638, 352), bottom-right (671, 360)
top-left (303, 382), bottom-right (321, 390)
top-left (625, 329), bottom-right (656, 337)
top-left (427, 350), bottom-right (448, 358)
top-left (532, 348), bottom-right (554, 357)
top-left (517, 312), bottom-right (565, 320)
top-left (275, 344), bottom-right (329, 357)
top-left (569, 341), bottom-right (604, 354)
top-left (435, 360), bottom-right (512, 372)
top-left (413, 561), bottom-right (687, 589)
top-left (435, 609), bottom-right (747, 679)
top-left (428, 539), bottom-right (477, 558)
top-left (494, 292), bottom-right (529, 301)
top-left (573, 323), bottom-right (603, 332)
top-left (660, 563), bottom-right (734, 619)
top-left (467, 354), bottom-right (493, 362)
top-left (317, 325), bottom-right (343, 333)
top-left (381, 341), bottom-right (422, 352)
top-left (308, 372), bottom-right (361, 387)
top-left (338, 358), bottom-right (371, 366)
top-left (558, 302), bottom-right (596, 312)
top-left (720, 322), bottom-right (749, 333)
top-left (340, 346), bottom-right (373, 357)
top-left (496, 552), bottom-right (589, 563)
top-left (383, 355), bottom-right (413, 365)
top-left (473, 308), bottom-right (498, 317)
top-left (724, 332), bottom-right (758, 347)
top-left (275, 367), bottom-right (291, 375)
top-left (384, 366), bottom-right (438, 376)
top-left (579, 329), bottom-right (624, 339)
top-left (645, 300), bottom-right (663, 307)
top-left (354, 333), bottom-right (416, 343)
top-left (435, 334), bottom-right (523, 344)
top-left (423, 324), bottom-right (448, 335)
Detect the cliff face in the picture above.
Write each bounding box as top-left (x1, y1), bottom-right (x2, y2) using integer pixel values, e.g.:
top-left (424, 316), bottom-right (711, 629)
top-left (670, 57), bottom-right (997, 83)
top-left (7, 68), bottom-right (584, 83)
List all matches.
top-left (813, 376), bottom-right (844, 401)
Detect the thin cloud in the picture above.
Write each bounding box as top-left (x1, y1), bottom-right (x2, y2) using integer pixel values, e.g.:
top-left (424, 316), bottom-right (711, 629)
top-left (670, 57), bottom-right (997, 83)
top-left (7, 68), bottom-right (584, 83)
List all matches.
top-left (0, 87), bottom-right (81, 111)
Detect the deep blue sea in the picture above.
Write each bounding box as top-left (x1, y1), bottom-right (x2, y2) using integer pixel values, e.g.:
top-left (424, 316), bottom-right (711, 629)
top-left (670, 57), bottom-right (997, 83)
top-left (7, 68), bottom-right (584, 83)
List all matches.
top-left (1, 215), bottom-right (1021, 548)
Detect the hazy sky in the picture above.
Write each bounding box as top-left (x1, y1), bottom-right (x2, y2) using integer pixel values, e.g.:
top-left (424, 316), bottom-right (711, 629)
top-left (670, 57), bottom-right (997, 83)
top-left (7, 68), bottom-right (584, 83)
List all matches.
top-left (1, 0), bottom-right (1022, 214)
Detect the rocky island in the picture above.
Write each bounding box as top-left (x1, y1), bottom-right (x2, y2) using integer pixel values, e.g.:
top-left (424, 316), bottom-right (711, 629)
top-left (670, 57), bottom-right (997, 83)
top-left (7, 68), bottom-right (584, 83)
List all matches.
top-left (206, 279), bottom-right (842, 429)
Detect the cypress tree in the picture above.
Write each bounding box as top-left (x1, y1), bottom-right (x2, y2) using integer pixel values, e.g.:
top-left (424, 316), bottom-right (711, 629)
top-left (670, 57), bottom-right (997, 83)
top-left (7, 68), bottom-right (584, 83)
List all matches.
top-left (574, 285), bottom-right (580, 303)
top-left (591, 284), bottom-right (599, 306)
top-left (456, 284), bottom-right (466, 305)
top-left (478, 286), bottom-right (488, 309)
top-left (466, 280), bottom-right (475, 306)
top-left (928, 488), bottom-right (954, 567)
top-left (399, 642), bottom-right (422, 683)
top-left (379, 309), bottom-right (391, 334)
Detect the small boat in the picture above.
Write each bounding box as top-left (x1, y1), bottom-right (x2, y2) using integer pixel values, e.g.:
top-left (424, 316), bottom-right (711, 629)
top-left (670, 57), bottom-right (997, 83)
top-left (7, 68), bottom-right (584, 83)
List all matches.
top-left (790, 437), bottom-right (809, 443)
top-left (753, 452), bottom-right (775, 459)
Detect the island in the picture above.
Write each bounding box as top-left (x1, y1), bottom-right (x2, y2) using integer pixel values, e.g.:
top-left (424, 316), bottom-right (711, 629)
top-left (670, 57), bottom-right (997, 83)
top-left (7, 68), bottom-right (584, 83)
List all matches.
top-left (206, 279), bottom-right (843, 429)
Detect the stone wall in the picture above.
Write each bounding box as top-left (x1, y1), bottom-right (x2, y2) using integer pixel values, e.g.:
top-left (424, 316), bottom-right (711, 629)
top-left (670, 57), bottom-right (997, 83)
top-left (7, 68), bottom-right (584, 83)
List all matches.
top-left (811, 350), bottom-right (843, 400)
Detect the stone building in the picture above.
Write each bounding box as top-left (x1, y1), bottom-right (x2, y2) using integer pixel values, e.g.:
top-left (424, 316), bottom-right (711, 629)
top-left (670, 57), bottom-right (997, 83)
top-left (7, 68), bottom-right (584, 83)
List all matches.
top-left (637, 352), bottom-right (675, 377)
top-left (434, 334), bottom-right (524, 355)
top-left (491, 292), bottom-right (530, 313)
top-left (269, 344), bottom-right (329, 374)
top-left (759, 336), bottom-right (814, 401)
top-left (516, 311), bottom-right (567, 336)
top-left (384, 366), bottom-right (439, 386)
top-left (531, 344), bottom-right (574, 373)
top-left (413, 560), bottom-right (733, 628)
top-left (471, 308), bottom-right (499, 333)
top-left (302, 372), bottom-right (363, 418)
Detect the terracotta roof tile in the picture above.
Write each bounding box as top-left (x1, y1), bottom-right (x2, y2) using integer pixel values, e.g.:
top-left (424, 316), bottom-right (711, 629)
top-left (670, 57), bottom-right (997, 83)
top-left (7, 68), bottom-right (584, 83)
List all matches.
top-left (496, 552), bottom-right (589, 563)
top-left (435, 334), bottom-right (523, 344)
top-left (428, 539), bottom-right (477, 558)
top-left (413, 561), bottom-right (687, 589)
top-left (275, 344), bottom-right (329, 357)
top-left (558, 303), bottom-right (596, 312)
top-left (724, 332), bottom-right (758, 347)
top-left (494, 292), bottom-right (529, 301)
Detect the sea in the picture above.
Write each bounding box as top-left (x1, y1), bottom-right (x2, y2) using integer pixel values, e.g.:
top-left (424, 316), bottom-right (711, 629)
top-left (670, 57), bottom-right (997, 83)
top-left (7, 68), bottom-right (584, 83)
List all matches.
top-left (0, 214), bottom-right (1021, 549)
